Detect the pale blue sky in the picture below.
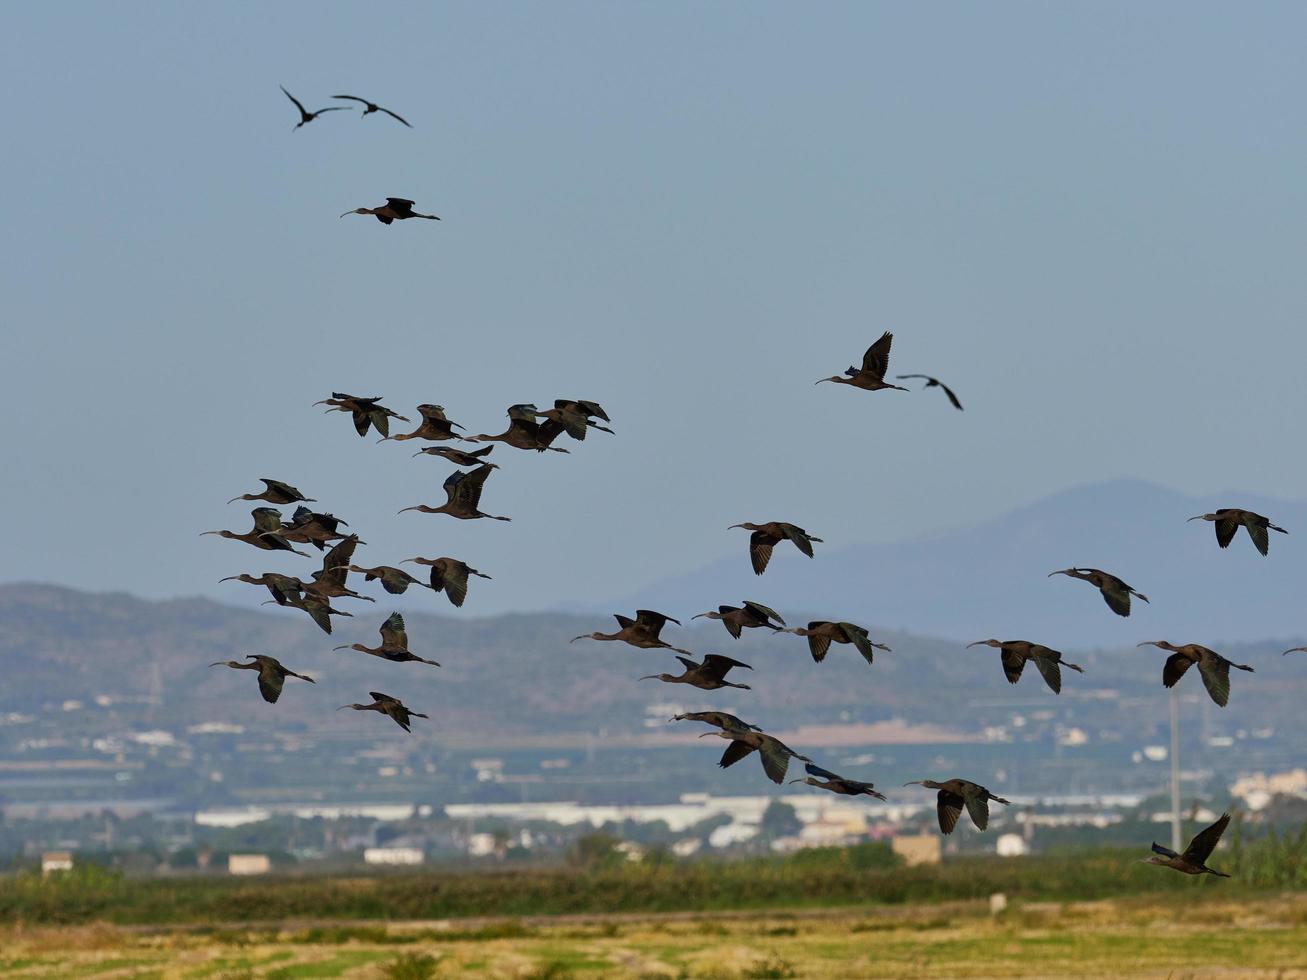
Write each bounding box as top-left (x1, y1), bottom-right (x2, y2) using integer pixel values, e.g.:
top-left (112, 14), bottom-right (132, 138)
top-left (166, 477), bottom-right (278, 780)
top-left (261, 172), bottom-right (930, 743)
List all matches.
top-left (4, 3), bottom-right (1306, 614)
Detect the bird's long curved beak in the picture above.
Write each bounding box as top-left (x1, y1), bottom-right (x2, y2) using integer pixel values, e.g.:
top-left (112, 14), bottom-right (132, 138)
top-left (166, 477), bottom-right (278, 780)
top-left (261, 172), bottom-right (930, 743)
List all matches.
top-left (400, 558), bottom-right (422, 565)
top-left (697, 732), bottom-right (716, 738)
top-left (199, 531), bottom-right (220, 537)
top-left (965, 641), bottom-right (986, 648)
top-left (691, 613), bottom-right (710, 620)
top-left (1047, 570), bottom-right (1070, 577)
top-left (225, 496), bottom-right (245, 504)
top-left (331, 645), bottom-right (349, 651)
top-left (569, 636), bottom-right (586, 644)
top-left (218, 576), bottom-right (239, 583)
top-left (638, 675), bottom-right (659, 681)
top-left (339, 211), bottom-right (355, 218)
top-left (1136, 641), bottom-right (1161, 648)
top-left (397, 507), bottom-right (416, 515)
top-left (727, 524), bottom-right (744, 530)
top-left (1186, 515), bottom-right (1204, 522)
top-left (312, 400), bottom-right (330, 406)
top-left (903, 781), bottom-right (925, 786)
top-left (208, 662), bottom-right (225, 668)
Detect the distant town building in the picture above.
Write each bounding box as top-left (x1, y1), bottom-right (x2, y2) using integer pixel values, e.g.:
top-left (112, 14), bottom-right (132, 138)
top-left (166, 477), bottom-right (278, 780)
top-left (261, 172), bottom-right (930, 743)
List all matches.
top-left (41, 851), bottom-right (73, 875)
top-left (363, 847), bottom-right (424, 866)
top-left (466, 833), bottom-right (498, 857)
top-left (227, 853), bottom-right (271, 876)
top-left (995, 833), bottom-right (1027, 857)
top-left (1230, 768), bottom-right (1307, 811)
top-left (891, 834), bottom-right (941, 866)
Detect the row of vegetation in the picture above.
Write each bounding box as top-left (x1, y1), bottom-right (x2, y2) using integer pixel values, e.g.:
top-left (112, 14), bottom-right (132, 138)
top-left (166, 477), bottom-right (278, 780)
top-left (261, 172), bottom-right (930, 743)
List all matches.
top-left (1, 822), bottom-right (1304, 926)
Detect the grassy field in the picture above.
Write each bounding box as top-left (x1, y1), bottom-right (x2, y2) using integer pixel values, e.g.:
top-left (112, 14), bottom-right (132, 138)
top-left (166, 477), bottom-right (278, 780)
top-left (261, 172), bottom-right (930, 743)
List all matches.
top-left (1, 894), bottom-right (1305, 978)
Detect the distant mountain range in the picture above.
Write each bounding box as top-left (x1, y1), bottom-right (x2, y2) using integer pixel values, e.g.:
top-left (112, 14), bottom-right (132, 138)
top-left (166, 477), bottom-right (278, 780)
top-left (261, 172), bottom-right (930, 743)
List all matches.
top-left (605, 480), bottom-right (1307, 647)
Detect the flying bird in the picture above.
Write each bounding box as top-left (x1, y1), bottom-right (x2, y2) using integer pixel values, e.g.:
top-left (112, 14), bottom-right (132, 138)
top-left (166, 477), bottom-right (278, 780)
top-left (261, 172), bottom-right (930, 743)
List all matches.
top-left (333, 612), bottom-right (441, 667)
top-left (398, 464), bottom-right (511, 521)
top-left (306, 535), bottom-right (373, 602)
top-left (278, 506), bottom-right (352, 552)
top-left (531, 400), bottom-right (615, 441)
top-left (346, 563), bottom-right (429, 595)
top-left (1136, 641), bottom-right (1254, 707)
top-left (218, 572), bottom-right (306, 606)
top-left (200, 508), bottom-right (308, 555)
top-left (281, 85), bottom-right (347, 129)
top-left (572, 610), bottom-right (692, 655)
top-left (903, 778), bottom-right (1012, 834)
top-left (471, 405), bottom-right (571, 453)
top-left (895, 374), bottom-right (963, 409)
top-left (384, 404), bottom-right (468, 443)
top-left (227, 479), bottom-right (315, 506)
top-left (340, 198), bottom-right (440, 224)
top-left (1048, 568), bottom-right (1149, 617)
top-left (641, 654), bottom-right (753, 691)
top-left (700, 728), bottom-right (811, 785)
top-left (402, 556), bottom-right (491, 608)
top-left (315, 393), bottom-right (410, 438)
top-left (338, 692), bottom-right (428, 733)
top-left (790, 762), bottom-right (887, 801)
top-left (271, 591), bottom-right (354, 635)
top-left (692, 601), bottom-right (786, 639)
top-left (412, 445), bottom-right (496, 467)
top-left (210, 655), bottom-right (314, 704)
top-left (1142, 812), bottom-right (1232, 877)
top-left (967, 639), bottom-right (1084, 694)
top-left (331, 94), bottom-right (412, 127)
top-left (1188, 509), bottom-right (1288, 556)
top-left (670, 711), bottom-right (762, 734)
top-left (783, 621), bottom-right (890, 665)
top-left (728, 522), bottom-right (822, 575)
top-left (817, 332), bottom-right (908, 392)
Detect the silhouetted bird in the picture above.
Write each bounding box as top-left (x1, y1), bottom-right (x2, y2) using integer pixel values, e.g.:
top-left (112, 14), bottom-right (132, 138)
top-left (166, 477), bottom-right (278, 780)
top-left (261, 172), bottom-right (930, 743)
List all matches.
top-left (315, 393), bottom-right (410, 438)
top-left (340, 198), bottom-right (440, 224)
top-left (219, 572), bottom-right (306, 606)
top-left (201, 508), bottom-right (307, 555)
top-left (817, 332), bottom-right (908, 392)
top-left (1143, 812), bottom-right (1232, 877)
top-left (967, 639), bottom-right (1084, 694)
top-left (210, 655), bottom-right (314, 704)
top-left (728, 522), bottom-right (822, 575)
top-left (1136, 641), bottom-right (1253, 707)
top-left (572, 610), bottom-right (692, 655)
top-left (1188, 509), bottom-right (1288, 556)
top-left (896, 374), bottom-right (963, 409)
top-left (412, 445), bottom-right (496, 467)
top-left (670, 711), bottom-right (762, 734)
top-left (385, 404), bottom-right (467, 443)
top-left (338, 692), bottom-right (428, 732)
top-left (1048, 568), bottom-right (1149, 617)
top-left (784, 621), bottom-right (890, 665)
top-left (398, 464), bottom-right (510, 521)
top-left (273, 591), bottom-right (353, 635)
top-left (790, 762), bottom-right (887, 801)
top-left (333, 612), bottom-right (440, 667)
top-left (693, 601), bottom-right (786, 639)
top-left (227, 479), bottom-right (315, 506)
top-left (532, 400), bottom-right (615, 441)
top-left (307, 535), bottom-right (373, 602)
top-left (279, 506), bottom-right (351, 552)
top-left (346, 564), bottom-right (429, 595)
top-left (332, 94), bottom-right (412, 127)
top-left (904, 778), bottom-right (1012, 834)
top-left (701, 728), bottom-right (811, 784)
top-left (641, 654), bottom-right (753, 691)
top-left (471, 405), bottom-right (571, 453)
top-left (402, 556), bottom-right (491, 608)
top-left (281, 85), bottom-right (346, 129)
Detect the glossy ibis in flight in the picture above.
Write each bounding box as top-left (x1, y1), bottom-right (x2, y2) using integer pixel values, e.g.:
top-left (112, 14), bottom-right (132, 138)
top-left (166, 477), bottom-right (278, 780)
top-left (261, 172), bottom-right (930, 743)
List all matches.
top-left (641, 654), bottom-right (753, 691)
top-left (346, 563), bottom-right (429, 595)
top-left (1188, 509), bottom-right (1288, 556)
top-left (471, 405), bottom-right (571, 453)
top-left (307, 535), bottom-right (373, 602)
top-left (210, 655), bottom-right (314, 704)
top-left (338, 692), bottom-right (429, 733)
top-left (315, 393), bottom-right (410, 438)
top-left (728, 522), bottom-right (822, 576)
top-left (1048, 568), bottom-right (1149, 617)
top-left (896, 374), bottom-right (963, 409)
top-left (279, 506), bottom-right (352, 552)
top-left (817, 332), bottom-right (908, 392)
top-left (219, 572), bottom-right (306, 606)
top-left (1136, 641), bottom-right (1253, 707)
top-left (701, 728), bottom-right (811, 785)
top-left (384, 404), bottom-right (467, 443)
top-left (227, 479), bottom-right (315, 506)
top-left (1143, 812), bottom-right (1232, 877)
top-left (670, 711), bottom-right (762, 734)
top-left (274, 591), bottom-right (353, 635)
top-left (331, 94), bottom-right (412, 127)
top-left (572, 610), bottom-right (693, 655)
top-left (904, 778), bottom-right (1012, 834)
top-left (401, 556), bottom-right (491, 608)
top-left (333, 612), bottom-right (441, 667)
top-left (201, 508), bottom-right (308, 555)
top-left (784, 621), bottom-right (890, 665)
top-left (412, 445), bottom-right (496, 467)
top-left (967, 639), bottom-right (1084, 694)
top-left (340, 198), bottom-right (440, 224)
top-left (693, 601), bottom-right (785, 639)
top-left (791, 762), bottom-right (887, 801)
top-left (532, 400), bottom-right (615, 441)
top-left (281, 85), bottom-right (346, 129)
top-left (398, 464), bottom-right (511, 521)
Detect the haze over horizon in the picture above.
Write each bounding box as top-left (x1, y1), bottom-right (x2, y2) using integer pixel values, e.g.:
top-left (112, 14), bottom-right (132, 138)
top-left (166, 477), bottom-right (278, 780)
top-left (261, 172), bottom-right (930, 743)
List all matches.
top-left (5, 3), bottom-right (1307, 618)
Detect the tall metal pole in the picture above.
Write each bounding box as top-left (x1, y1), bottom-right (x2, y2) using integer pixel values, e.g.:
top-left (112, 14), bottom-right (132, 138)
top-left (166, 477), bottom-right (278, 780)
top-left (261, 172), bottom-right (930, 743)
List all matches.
top-left (1169, 687), bottom-right (1181, 852)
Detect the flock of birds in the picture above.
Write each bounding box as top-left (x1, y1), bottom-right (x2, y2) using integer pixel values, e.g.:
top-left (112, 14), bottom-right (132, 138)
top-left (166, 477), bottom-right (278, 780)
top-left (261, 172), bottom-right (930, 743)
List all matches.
top-left (200, 87), bottom-right (1307, 882)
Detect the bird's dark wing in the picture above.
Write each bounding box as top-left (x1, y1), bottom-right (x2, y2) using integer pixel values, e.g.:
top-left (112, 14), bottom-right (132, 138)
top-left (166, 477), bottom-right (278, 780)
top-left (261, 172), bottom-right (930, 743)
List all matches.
top-left (256, 665), bottom-right (285, 704)
top-left (280, 85), bottom-right (308, 116)
top-left (455, 464), bottom-right (494, 509)
top-left (379, 107), bottom-right (413, 127)
top-left (674, 656), bottom-right (698, 672)
top-left (352, 410), bottom-right (372, 437)
top-left (536, 418), bottom-right (568, 447)
top-left (1242, 517), bottom-right (1270, 556)
top-left (262, 478), bottom-right (296, 497)
top-left (302, 597), bottom-right (333, 635)
top-left (1032, 653), bottom-right (1063, 694)
top-left (937, 790), bottom-right (964, 834)
top-left (332, 94), bottom-right (370, 104)
top-left (635, 610), bottom-right (677, 633)
top-left (859, 332), bottom-right (894, 379)
top-left (721, 612), bottom-right (743, 640)
top-left (613, 614), bottom-right (636, 630)
top-left (1197, 656), bottom-right (1232, 707)
top-left (387, 706), bottom-right (413, 732)
top-left (839, 624), bottom-right (875, 665)
top-left (718, 739), bottom-right (755, 769)
top-left (1150, 841), bottom-right (1179, 859)
top-left (743, 601), bottom-right (784, 626)
top-left (370, 692), bottom-right (399, 703)
top-left (386, 198), bottom-right (417, 211)
top-left (804, 762), bottom-right (841, 781)
top-left (1100, 585), bottom-right (1132, 617)
top-left (251, 507), bottom-right (283, 533)
top-left (1163, 653), bottom-right (1195, 689)
top-left (1182, 813), bottom-right (1231, 865)
top-left (780, 524), bottom-right (815, 558)
top-left (702, 654), bottom-right (752, 677)
top-left (806, 630), bottom-right (832, 663)
top-left (938, 381), bottom-right (963, 411)
top-left (576, 400), bottom-right (610, 421)
top-left (380, 612), bottom-right (407, 650)
top-left (380, 568), bottom-right (413, 594)
top-left (749, 533), bottom-right (774, 576)
top-left (1001, 648), bottom-right (1026, 684)
top-left (1214, 518), bottom-right (1238, 549)
top-left (317, 536), bottom-right (359, 589)
top-left (962, 788), bottom-right (991, 830)
top-left (442, 564), bottom-right (470, 607)
top-left (757, 737), bottom-right (794, 784)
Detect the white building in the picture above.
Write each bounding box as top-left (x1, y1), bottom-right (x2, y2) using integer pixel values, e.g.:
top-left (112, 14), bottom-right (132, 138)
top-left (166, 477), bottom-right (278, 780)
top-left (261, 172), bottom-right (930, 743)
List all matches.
top-left (364, 847), bottom-right (424, 866)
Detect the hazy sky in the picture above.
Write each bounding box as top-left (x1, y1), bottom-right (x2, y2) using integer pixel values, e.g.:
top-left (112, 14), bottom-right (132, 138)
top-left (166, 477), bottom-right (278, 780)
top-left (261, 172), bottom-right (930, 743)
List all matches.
top-left (5, 3), bottom-right (1306, 614)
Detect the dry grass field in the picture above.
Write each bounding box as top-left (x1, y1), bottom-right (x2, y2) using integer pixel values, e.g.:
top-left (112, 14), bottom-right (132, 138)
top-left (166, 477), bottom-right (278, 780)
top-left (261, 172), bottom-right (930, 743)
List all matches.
top-left (2, 894), bottom-right (1305, 979)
